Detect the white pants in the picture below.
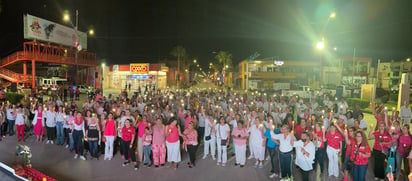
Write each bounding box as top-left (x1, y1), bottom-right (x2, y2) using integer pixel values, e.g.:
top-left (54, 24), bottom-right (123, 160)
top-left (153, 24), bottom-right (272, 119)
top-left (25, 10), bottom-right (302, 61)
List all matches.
top-left (203, 136), bottom-right (216, 157)
top-left (104, 136), bottom-right (114, 159)
top-left (248, 138), bottom-right (254, 157)
top-left (166, 141), bottom-right (181, 162)
top-left (326, 146), bottom-right (340, 177)
top-left (235, 144), bottom-right (246, 165)
top-left (252, 144), bottom-right (265, 161)
top-left (217, 138), bottom-right (227, 163)
top-left (137, 137), bottom-right (143, 162)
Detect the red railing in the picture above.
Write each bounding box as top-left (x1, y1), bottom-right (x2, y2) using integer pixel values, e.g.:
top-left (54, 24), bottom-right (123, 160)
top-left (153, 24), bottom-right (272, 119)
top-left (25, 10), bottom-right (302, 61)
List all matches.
top-left (0, 68), bottom-right (31, 82)
top-left (0, 41), bottom-right (98, 68)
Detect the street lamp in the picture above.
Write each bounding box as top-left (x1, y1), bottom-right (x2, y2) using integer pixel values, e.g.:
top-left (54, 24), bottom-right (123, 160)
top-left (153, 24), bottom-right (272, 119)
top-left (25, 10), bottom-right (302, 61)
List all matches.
top-left (101, 63), bottom-right (105, 94)
top-left (193, 59), bottom-right (197, 64)
top-left (63, 10), bottom-right (80, 85)
top-left (329, 12), bottom-right (336, 19)
top-left (316, 39), bottom-right (325, 50)
top-left (88, 29), bottom-right (95, 36)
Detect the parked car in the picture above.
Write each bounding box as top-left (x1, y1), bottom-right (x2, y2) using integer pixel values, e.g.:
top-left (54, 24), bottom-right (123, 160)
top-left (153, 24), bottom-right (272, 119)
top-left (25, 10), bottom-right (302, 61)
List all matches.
top-left (77, 85), bottom-right (93, 94)
top-left (391, 84), bottom-right (412, 93)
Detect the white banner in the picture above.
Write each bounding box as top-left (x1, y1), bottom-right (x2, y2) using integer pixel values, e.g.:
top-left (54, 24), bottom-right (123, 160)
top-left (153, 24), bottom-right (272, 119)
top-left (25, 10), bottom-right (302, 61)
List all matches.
top-left (23, 14), bottom-right (87, 50)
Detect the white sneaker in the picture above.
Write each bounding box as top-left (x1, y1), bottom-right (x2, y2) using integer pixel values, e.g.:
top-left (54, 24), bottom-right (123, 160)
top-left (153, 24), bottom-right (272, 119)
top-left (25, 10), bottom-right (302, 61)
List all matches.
top-left (248, 155), bottom-right (254, 160)
top-left (74, 154), bottom-right (78, 159)
top-left (222, 163), bottom-right (226, 167)
top-left (374, 178), bottom-right (378, 181)
top-left (269, 173), bottom-right (278, 178)
top-left (50, 141), bottom-right (54, 144)
top-left (265, 157), bottom-right (270, 161)
top-left (65, 145), bottom-right (69, 149)
top-left (212, 156), bottom-right (216, 160)
top-left (216, 162), bottom-right (220, 166)
top-left (258, 162), bottom-right (263, 168)
top-left (202, 155), bottom-right (207, 159)
top-left (80, 156), bottom-right (86, 160)
top-left (46, 140), bottom-right (49, 144)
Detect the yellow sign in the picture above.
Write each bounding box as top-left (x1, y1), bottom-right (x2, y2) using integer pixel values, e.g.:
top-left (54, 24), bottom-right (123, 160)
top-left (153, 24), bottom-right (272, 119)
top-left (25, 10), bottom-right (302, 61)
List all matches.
top-left (130, 64), bottom-right (149, 74)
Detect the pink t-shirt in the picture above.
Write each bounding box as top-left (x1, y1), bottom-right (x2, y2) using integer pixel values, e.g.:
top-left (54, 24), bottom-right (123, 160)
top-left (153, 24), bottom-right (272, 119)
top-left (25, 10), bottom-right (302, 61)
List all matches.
top-left (137, 121), bottom-right (147, 138)
top-left (183, 129), bottom-right (198, 145)
top-left (104, 119), bottom-right (116, 136)
top-left (232, 128), bottom-right (248, 146)
top-left (143, 134), bottom-right (152, 146)
top-left (166, 125), bottom-right (179, 143)
top-left (398, 134), bottom-right (412, 155)
top-left (184, 117), bottom-right (193, 129)
top-left (152, 126), bottom-right (165, 145)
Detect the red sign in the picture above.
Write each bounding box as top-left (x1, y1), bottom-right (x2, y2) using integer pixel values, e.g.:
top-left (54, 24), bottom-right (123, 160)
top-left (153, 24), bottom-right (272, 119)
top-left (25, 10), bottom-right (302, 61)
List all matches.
top-left (130, 64), bottom-right (149, 74)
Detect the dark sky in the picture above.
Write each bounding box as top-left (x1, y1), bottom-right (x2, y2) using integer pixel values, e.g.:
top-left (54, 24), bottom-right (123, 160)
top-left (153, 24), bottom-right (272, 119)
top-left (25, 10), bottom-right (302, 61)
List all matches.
top-left (2, 0), bottom-right (412, 66)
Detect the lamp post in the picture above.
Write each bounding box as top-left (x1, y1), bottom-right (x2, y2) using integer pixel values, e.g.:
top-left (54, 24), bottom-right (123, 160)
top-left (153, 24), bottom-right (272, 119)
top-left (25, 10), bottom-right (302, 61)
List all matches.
top-left (63, 10), bottom-right (79, 85)
top-left (101, 63), bottom-right (105, 95)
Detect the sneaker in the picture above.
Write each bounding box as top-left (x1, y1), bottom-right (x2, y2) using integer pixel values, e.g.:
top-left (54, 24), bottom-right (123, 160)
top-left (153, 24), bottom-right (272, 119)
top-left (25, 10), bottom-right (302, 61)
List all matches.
top-left (222, 163), bottom-right (226, 167)
top-left (266, 157), bottom-right (270, 161)
top-left (74, 154), bottom-right (78, 159)
top-left (51, 141), bottom-right (54, 144)
top-left (216, 162), bottom-right (220, 166)
top-left (374, 178), bottom-right (378, 181)
top-left (240, 165), bottom-right (244, 168)
top-left (147, 164), bottom-right (152, 168)
top-left (212, 156), bottom-right (216, 160)
top-left (248, 155), bottom-right (254, 160)
top-left (269, 173), bottom-right (279, 178)
top-left (202, 155), bottom-right (207, 159)
top-left (134, 165), bottom-right (139, 170)
top-left (80, 156), bottom-right (86, 160)
top-left (46, 140), bottom-right (49, 144)
top-left (234, 163), bottom-right (239, 166)
top-left (65, 145), bottom-right (69, 149)
top-left (258, 162), bottom-right (263, 168)
top-left (123, 161), bottom-right (130, 166)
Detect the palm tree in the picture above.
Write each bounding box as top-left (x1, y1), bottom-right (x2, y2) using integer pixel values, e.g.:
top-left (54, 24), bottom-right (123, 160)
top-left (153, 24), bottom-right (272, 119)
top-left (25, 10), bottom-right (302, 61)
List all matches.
top-left (170, 45), bottom-right (187, 87)
top-left (214, 51), bottom-right (233, 71)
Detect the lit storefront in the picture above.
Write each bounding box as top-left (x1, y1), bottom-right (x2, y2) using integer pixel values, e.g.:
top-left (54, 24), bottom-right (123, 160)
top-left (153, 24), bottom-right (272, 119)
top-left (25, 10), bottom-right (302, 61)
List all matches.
top-left (104, 63), bottom-right (168, 91)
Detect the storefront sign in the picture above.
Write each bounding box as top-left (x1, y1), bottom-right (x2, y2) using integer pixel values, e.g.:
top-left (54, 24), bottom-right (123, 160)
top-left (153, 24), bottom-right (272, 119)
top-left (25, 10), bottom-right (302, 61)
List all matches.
top-left (23, 14), bottom-right (87, 49)
top-left (130, 63), bottom-right (149, 74)
top-left (127, 74), bottom-right (150, 79)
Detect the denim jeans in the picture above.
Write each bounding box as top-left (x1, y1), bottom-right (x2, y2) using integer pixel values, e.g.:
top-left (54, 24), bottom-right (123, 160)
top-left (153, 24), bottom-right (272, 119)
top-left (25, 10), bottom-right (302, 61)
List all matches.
top-left (353, 164), bottom-right (368, 181)
top-left (56, 122), bottom-right (64, 145)
top-left (7, 119), bottom-right (14, 136)
top-left (73, 130), bottom-right (84, 155)
top-left (68, 133), bottom-right (74, 149)
top-left (314, 147), bottom-right (325, 173)
top-left (279, 151), bottom-right (293, 178)
top-left (143, 145), bottom-right (152, 165)
top-left (268, 147), bottom-right (280, 174)
top-left (88, 140), bottom-right (98, 158)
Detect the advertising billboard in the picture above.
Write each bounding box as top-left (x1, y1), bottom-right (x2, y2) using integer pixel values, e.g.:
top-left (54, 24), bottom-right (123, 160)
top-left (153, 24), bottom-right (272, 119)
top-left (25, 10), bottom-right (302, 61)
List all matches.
top-left (130, 64), bottom-right (149, 74)
top-left (23, 14), bottom-right (87, 49)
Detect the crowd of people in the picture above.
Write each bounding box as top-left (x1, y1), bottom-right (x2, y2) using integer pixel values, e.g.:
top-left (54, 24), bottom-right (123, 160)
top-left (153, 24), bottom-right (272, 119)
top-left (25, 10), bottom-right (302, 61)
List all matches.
top-left (0, 87), bottom-right (411, 181)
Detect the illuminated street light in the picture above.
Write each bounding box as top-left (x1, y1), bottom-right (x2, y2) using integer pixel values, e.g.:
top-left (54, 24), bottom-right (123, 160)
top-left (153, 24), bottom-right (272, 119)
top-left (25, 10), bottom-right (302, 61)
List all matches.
top-left (63, 11), bottom-right (70, 22)
top-left (225, 65), bottom-right (229, 69)
top-left (88, 29), bottom-right (95, 36)
top-left (316, 39), bottom-right (325, 50)
top-left (330, 12), bottom-right (336, 19)
top-left (193, 59), bottom-right (197, 63)
top-left (407, 58), bottom-right (411, 62)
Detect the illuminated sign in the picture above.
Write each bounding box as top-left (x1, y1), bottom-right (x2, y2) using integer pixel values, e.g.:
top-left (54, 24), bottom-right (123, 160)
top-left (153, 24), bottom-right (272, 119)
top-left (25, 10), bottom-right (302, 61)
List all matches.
top-left (126, 75), bottom-right (150, 79)
top-left (130, 63), bottom-right (149, 74)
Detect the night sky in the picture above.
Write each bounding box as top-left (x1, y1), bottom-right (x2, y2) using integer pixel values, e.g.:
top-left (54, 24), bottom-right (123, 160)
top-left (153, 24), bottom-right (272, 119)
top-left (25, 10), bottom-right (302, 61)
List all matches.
top-left (1, 0), bottom-right (412, 67)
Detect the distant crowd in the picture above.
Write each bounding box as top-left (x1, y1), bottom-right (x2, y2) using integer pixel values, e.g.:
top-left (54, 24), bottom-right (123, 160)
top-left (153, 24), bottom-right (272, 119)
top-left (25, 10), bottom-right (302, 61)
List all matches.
top-left (0, 87), bottom-right (411, 181)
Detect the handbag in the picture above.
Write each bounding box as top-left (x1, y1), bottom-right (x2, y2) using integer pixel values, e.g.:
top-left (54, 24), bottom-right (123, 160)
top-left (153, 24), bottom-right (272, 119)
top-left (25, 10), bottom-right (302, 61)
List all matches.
top-left (346, 143), bottom-right (360, 171)
top-left (218, 124), bottom-right (227, 146)
top-left (205, 135), bottom-right (211, 141)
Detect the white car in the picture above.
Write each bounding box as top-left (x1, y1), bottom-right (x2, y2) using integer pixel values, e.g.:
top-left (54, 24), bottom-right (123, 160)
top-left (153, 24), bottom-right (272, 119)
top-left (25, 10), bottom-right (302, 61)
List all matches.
top-left (77, 85), bottom-right (93, 94)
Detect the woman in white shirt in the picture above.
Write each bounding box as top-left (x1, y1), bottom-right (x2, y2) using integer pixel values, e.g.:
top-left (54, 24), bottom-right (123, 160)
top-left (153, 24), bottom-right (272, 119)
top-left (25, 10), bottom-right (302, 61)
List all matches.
top-left (6, 104), bottom-right (15, 136)
top-left (215, 116), bottom-right (230, 167)
top-left (73, 112), bottom-right (86, 160)
top-left (55, 106), bottom-right (66, 145)
top-left (202, 110), bottom-right (216, 160)
top-left (45, 105), bottom-right (57, 144)
top-left (247, 117), bottom-right (266, 168)
top-left (294, 131), bottom-right (316, 181)
top-left (269, 122), bottom-right (294, 180)
top-left (15, 106), bottom-right (26, 142)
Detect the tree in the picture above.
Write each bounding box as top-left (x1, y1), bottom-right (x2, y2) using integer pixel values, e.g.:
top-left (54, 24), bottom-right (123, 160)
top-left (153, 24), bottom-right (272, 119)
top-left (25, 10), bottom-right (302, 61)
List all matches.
top-left (170, 45), bottom-right (187, 87)
top-left (214, 51), bottom-right (233, 71)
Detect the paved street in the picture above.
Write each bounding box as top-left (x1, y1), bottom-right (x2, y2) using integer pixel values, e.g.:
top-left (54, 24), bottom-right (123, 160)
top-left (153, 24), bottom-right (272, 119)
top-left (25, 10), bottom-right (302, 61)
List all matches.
top-left (0, 131), bottom-right (381, 181)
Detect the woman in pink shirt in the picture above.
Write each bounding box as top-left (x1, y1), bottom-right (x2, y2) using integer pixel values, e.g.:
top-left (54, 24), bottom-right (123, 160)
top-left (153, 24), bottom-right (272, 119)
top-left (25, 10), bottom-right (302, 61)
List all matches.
top-left (369, 121), bottom-right (392, 180)
top-left (165, 117), bottom-right (181, 169)
top-left (152, 118), bottom-right (166, 167)
top-left (31, 105), bottom-right (45, 142)
top-left (103, 112), bottom-right (116, 160)
top-left (181, 121), bottom-right (198, 168)
top-left (231, 121), bottom-right (248, 167)
top-left (136, 115), bottom-right (149, 163)
top-left (395, 124), bottom-right (411, 179)
top-left (184, 111), bottom-right (194, 129)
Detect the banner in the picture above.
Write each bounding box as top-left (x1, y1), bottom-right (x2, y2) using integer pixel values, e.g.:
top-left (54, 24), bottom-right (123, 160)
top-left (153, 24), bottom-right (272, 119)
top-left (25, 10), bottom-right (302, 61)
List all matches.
top-left (130, 64), bottom-right (149, 74)
top-left (23, 14), bottom-right (87, 49)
